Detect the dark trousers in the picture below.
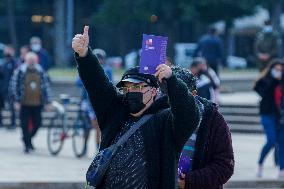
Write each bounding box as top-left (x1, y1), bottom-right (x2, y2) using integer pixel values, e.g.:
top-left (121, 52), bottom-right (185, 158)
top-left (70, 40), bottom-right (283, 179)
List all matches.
top-left (20, 105), bottom-right (42, 148)
top-left (207, 60), bottom-right (219, 76)
top-left (8, 99), bottom-right (16, 126)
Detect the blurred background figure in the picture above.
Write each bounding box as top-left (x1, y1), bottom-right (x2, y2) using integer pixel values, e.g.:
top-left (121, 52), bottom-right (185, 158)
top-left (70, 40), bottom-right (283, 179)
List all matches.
top-left (75, 76), bottom-right (101, 150)
top-left (190, 57), bottom-right (220, 103)
top-left (194, 27), bottom-right (224, 76)
top-left (0, 45), bottom-right (18, 129)
top-left (274, 63), bottom-right (284, 179)
top-left (254, 59), bottom-right (283, 178)
top-left (11, 52), bottom-right (51, 153)
top-left (75, 48), bottom-right (111, 150)
top-left (0, 65), bottom-right (4, 128)
top-left (30, 36), bottom-right (52, 71)
top-left (92, 48), bottom-right (112, 81)
top-left (18, 45), bottom-right (30, 65)
top-left (254, 20), bottom-right (281, 71)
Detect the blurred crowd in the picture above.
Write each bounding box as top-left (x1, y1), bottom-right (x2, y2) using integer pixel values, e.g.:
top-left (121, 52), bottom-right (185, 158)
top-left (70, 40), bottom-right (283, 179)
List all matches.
top-left (0, 36), bottom-right (52, 153)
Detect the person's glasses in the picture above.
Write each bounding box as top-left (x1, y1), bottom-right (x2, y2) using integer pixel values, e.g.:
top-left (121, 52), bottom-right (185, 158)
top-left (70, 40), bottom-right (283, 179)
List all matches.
top-left (119, 85), bottom-right (149, 93)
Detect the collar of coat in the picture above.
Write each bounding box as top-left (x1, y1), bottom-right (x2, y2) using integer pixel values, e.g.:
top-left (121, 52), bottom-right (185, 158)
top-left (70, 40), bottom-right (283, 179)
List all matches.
top-left (19, 63), bottom-right (43, 73)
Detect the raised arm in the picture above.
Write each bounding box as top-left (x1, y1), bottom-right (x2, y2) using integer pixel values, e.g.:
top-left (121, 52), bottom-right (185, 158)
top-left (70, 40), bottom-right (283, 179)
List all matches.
top-left (155, 64), bottom-right (200, 152)
top-left (72, 26), bottom-right (120, 129)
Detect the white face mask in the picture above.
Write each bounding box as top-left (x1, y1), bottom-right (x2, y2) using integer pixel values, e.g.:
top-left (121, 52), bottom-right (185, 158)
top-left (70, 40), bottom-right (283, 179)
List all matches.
top-left (31, 44), bottom-right (41, 52)
top-left (271, 68), bottom-right (282, 79)
top-left (263, 26), bottom-right (273, 33)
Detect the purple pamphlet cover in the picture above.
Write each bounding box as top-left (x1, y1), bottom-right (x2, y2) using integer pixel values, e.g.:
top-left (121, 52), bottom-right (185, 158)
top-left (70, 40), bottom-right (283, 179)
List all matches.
top-left (139, 34), bottom-right (168, 74)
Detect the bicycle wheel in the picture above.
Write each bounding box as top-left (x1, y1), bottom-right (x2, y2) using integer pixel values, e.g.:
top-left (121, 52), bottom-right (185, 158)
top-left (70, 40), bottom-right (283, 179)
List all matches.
top-left (47, 114), bottom-right (65, 156)
top-left (72, 113), bottom-right (90, 158)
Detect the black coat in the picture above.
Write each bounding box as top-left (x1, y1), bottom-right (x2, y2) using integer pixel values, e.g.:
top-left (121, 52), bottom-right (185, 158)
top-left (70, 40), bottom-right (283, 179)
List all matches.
top-left (0, 58), bottom-right (18, 98)
top-left (76, 49), bottom-right (200, 189)
top-left (185, 97), bottom-right (234, 189)
top-left (254, 77), bottom-right (279, 115)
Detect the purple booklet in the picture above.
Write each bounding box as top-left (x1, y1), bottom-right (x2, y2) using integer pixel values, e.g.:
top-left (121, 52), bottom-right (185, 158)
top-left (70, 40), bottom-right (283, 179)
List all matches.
top-left (139, 34), bottom-right (168, 74)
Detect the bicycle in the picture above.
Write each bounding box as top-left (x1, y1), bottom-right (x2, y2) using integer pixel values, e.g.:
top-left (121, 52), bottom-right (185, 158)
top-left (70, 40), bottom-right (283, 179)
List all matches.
top-left (47, 94), bottom-right (92, 158)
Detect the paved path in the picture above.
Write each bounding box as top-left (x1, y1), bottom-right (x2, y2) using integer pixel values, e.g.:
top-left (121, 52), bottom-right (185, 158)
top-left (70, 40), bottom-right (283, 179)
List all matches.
top-left (0, 128), bottom-right (98, 182)
top-left (219, 92), bottom-right (259, 106)
top-left (231, 133), bottom-right (279, 181)
top-left (0, 127), bottom-right (282, 183)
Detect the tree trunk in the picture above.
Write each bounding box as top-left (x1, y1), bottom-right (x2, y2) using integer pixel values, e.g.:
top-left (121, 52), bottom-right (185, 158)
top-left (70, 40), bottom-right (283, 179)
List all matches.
top-left (54, 0), bottom-right (66, 67)
top-left (6, 0), bottom-right (18, 51)
top-left (224, 20), bottom-right (233, 67)
top-left (271, 0), bottom-right (282, 57)
top-left (66, 0), bottom-right (74, 48)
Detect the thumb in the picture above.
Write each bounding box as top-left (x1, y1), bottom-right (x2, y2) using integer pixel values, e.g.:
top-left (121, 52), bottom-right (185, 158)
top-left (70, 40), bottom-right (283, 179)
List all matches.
top-left (83, 25), bottom-right (89, 37)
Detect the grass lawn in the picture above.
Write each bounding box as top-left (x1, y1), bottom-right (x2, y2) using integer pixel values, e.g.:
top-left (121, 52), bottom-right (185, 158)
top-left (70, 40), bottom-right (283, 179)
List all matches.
top-left (48, 67), bottom-right (258, 80)
top-left (48, 67), bottom-right (126, 79)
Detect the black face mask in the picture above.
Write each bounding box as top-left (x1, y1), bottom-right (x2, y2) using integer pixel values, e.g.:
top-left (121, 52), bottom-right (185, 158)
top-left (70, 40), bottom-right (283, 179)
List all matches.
top-left (125, 91), bottom-right (152, 114)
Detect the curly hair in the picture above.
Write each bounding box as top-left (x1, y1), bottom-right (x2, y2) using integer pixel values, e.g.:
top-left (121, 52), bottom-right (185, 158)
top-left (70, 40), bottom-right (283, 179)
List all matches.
top-left (172, 66), bottom-right (197, 92)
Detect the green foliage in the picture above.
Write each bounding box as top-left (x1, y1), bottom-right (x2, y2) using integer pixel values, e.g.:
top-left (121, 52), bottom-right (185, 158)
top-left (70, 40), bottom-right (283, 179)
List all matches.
top-left (190, 0), bottom-right (257, 23)
top-left (92, 0), bottom-right (153, 26)
top-left (92, 0), bottom-right (264, 26)
top-left (0, 0), bottom-right (36, 16)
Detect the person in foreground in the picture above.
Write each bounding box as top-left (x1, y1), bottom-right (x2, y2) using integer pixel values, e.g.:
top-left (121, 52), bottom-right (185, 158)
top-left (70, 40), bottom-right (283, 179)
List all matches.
top-left (72, 26), bottom-right (200, 188)
top-left (173, 67), bottom-right (234, 189)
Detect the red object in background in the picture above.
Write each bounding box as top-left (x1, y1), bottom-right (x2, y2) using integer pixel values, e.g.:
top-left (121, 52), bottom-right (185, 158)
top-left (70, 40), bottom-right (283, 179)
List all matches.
top-left (274, 85), bottom-right (282, 110)
top-left (28, 118), bottom-right (33, 132)
top-left (150, 15), bottom-right (158, 23)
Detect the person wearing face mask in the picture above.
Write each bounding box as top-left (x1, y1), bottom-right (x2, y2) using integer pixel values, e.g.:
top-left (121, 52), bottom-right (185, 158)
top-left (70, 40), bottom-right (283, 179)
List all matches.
top-left (273, 61), bottom-right (284, 179)
top-left (0, 45), bottom-right (18, 129)
top-left (254, 20), bottom-right (281, 71)
top-left (254, 59), bottom-right (283, 177)
top-left (72, 26), bottom-right (200, 188)
top-left (190, 58), bottom-right (218, 102)
top-left (10, 52), bottom-right (51, 153)
top-left (30, 36), bottom-right (51, 71)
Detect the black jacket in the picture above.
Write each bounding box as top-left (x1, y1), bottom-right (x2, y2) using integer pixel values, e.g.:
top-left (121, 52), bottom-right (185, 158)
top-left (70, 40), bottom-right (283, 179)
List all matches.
top-left (76, 49), bottom-right (200, 189)
top-left (0, 58), bottom-right (18, 98)
top-left (185, 97), bottom-right (234, 189)
top-left (254, 77), bottom-right (279, 115)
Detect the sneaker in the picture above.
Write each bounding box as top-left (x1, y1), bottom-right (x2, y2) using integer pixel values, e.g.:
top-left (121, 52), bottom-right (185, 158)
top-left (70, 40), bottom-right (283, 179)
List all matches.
top-left (28, 143), bottom-right (35, 151)
top-left (24, 147), bottom-right (30, 154)
top-left (256, 165), bottom-right (263, 178)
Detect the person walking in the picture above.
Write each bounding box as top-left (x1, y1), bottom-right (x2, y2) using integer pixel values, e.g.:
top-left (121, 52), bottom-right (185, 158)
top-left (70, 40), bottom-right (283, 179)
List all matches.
top-left (0, 68), bottom-right (4, 128)
top-left (194, 27), bottom-right (224, 75)
top-left (254, 20), bottom-right (281, 71)
top-left (274, 65), bottom-right (284, 178)
top-left (72, 26), bottom-right (200, 188)
top-left (0, 45), bottom-right (19, 129)
top-left (254, 59), bottom-right (283, 177)
top-left (190, 58), bottom-right (216, 102)
top-left (30, 36), bottom-right (52, 71)
top-left (11, 52), bottom-right (51, 153)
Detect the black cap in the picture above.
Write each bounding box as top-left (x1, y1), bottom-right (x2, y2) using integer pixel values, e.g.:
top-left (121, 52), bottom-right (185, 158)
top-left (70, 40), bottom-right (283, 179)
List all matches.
top-left (116, 67), bottom-right (158, 88)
